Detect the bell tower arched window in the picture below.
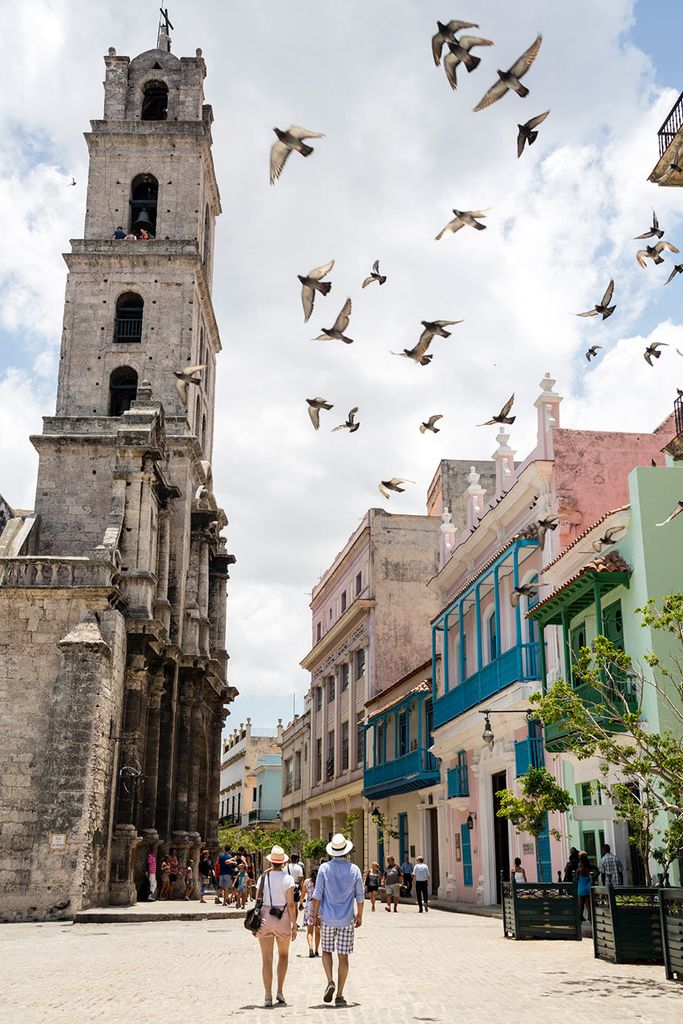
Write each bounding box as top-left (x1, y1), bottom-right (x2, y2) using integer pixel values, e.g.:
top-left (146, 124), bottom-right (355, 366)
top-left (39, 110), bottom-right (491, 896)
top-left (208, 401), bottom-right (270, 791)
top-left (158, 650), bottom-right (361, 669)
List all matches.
top-left (129, 174), bottom-right (158, 236)
top-left (141, 80), bottom-right (168, 121)
top-left (114, 292), bottom-right (143, 342)
top-left (109, 367), bottom-right (138, 416)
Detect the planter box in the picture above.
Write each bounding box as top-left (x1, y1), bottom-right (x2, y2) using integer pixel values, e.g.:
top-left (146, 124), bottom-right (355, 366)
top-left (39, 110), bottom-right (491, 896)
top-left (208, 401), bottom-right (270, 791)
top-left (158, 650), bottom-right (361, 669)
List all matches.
top-left (591, 886), bottom-right (663, 964)
top-left (661, 887), bottom-right (683, 982)
top-left (502, 880), bottom-right (581, 940)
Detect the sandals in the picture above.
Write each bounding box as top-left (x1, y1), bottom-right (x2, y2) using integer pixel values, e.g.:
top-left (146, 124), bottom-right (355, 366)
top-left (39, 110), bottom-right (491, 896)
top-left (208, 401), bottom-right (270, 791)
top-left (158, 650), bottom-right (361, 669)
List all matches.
top-left (276, 995), bottom-right (287, 1006)
top-left (323, 980), bottom-right (336, 1003)
top-left (264, 996), bottom-right (273, 1008)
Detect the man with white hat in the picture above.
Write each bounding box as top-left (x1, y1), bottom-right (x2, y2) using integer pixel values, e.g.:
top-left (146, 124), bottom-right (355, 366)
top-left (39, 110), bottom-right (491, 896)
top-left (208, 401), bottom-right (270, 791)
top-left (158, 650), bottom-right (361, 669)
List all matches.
top-left (312, 833), bottom-right (365, 1007)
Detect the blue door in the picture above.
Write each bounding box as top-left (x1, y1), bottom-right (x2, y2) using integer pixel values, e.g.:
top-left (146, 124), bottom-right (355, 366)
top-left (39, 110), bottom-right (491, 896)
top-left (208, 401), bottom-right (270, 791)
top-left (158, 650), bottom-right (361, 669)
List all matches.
top-left (461, 824), bottom-right (473, 887)
top-left (536, 814), bottom-right (552, 882)
top-left (378, 831), bottom-right (384, 870)
top-left (398, 813), bottom-right (408, 864)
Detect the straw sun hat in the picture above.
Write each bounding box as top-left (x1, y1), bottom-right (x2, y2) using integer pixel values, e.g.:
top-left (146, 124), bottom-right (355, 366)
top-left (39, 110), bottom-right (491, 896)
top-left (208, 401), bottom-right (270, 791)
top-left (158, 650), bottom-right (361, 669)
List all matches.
top-left (326, 833), bottom-right (354, 857)
top-left (265, 845), bottom-right (289, 864)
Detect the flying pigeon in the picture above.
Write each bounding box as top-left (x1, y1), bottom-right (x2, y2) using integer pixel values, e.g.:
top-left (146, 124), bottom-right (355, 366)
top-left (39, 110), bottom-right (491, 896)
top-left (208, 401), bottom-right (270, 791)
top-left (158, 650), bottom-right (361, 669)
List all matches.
top-left (537, 514), bottom-right (559, 550)
top-left (644, 341), bottom-right (668, 365)
top-left (379, 478), bottom-right (415, 499)
top-left (443, 35), bottom-right (494, 90)
top-left (665, 263), bottom-right (683, 284)
top-left (510, 583), bottom-right (539, 608)
top-left (585, 345), bottom-right (602, 362)
top-left (473, 34), bottom-right (543, 112)
top-left (591, 525), bottom-right (626, 552)
top-left (332, 407), bottom-right (360, 433)
top-left (576, 279), bottom-right (616, 319)
top-left (391, 320), bottom-right (461, 365)
top-left (517, 110), bottom-right (550, 157)
top-left (392, 347), bottom-right (433, 366)
top-left (67, 178), bottom-right (77, 187)
top-left (657, 500), bottom-right (683, 526)
top-left (269, 125), bottom-right (325, 185)
top-left (362, 260), bottom-right (387, 288)
top-left (421, 319), bottom-right (463, 338)
top-left (478, 394), bottom-right (515, 426)
top-left (314, 298), bottom-right (354, 344)
top-left (307, 397), bottom-right (333, 430)
top-left (436, 209), bottom-right (488, 240)
top-left (431, 19), bottom-right (480, 65)
top-left (634, 210), bottom-right (664, 240)
top-left (636, 240), bottom-right (679, 268)
top-left (420, 414), bottom-right (443, 434)
top-left (174, 365), bottom-right (207, 405)
top-left (298, 258), bottom-right (334, 322)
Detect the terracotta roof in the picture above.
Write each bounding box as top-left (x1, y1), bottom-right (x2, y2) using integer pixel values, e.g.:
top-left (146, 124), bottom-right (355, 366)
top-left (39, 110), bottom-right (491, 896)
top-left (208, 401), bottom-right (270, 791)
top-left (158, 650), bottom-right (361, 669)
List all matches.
top-left (529, 550), bottom-right (632, 617)
top-left (368, 680), bottom-right (431, 719)
top-left (542, 506), bottom-right (630, 573)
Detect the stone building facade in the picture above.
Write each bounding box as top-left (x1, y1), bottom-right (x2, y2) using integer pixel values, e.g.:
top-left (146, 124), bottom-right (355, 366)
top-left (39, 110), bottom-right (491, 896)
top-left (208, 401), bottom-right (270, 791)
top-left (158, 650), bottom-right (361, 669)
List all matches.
top-left (219, 720), bottom-right (283, 827)
top-left (0, 33), bottom-right (236, 921)
top-left (280, 703), bottom-right (311, 834)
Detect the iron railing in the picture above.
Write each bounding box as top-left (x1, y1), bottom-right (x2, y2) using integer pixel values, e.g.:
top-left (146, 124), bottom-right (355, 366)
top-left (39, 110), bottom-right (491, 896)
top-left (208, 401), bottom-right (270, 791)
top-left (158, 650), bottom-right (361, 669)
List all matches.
top-left (433, 641), bottom-right (541, 728)
top-left (115, 317), bottom-right (143, 341)
top-left (363, 747), bottom-right (440, 793)
top-left (658, 91), bottom-right (683, 156)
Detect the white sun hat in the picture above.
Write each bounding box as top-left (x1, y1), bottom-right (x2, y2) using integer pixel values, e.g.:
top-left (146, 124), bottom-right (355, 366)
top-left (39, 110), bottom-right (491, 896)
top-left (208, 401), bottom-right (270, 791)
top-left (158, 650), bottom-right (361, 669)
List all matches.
top-left (265, 845), bottom-right (289, 864)
top-left (326, 833), bottom-right (354, 857)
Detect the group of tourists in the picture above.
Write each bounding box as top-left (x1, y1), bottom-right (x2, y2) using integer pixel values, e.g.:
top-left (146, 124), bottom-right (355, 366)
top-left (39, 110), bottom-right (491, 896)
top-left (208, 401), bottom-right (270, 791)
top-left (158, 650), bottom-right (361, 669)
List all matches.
top-left (112, 225), bottom-right (155, 240)
top-left (364, 855), bottom-right (431, 913)
top-left (509, 844), bottom-right (625, 924)
top-left (144, 844), bottom-right (261, 903)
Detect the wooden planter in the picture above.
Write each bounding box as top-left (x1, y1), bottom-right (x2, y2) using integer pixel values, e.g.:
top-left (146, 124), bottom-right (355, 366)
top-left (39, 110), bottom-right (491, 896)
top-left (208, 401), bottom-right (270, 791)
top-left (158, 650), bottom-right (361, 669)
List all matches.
top-left (591, 886), bottom-right (663, 964)
top-left (502, 880), bottom-right (582, 940)
top-left (660, 887), bottom-right (683, 982)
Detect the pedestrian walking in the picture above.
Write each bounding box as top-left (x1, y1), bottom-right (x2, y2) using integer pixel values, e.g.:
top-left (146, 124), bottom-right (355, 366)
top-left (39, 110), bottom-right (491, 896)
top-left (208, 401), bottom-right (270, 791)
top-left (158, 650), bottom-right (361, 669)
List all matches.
top-left (599, 843), bottom-right (624, 886)
top-left (383, 856), bottom-right (402, 913)
top-left (364, 862), bottom-right (381, 911)
top-left (183, 860), bottom-right (194, 900)
top-left (401, 856), bottom-right (414, 897)
top-left (312, 833), bottom-right (364, 1007)
top-left (577, 851), bottom-right (593, 922)
top-left (303, 867), bottom-right (321, 957)
top-left (198, 849), bottom-right (213, 903)
top-left (159, 853), bottom-right (171, 900)
top-left (413, 856), bottom-right (430, 913)
top-left (168, 847), bottom-right (180, 898)
top-left (253, 845), bottom-right (298, 1008)
top-left (563, 846), bottom-right (579, 882)
top-left (511, 857), bottom-right (527, 883)
top-left (146, 846), bottom-right (157, 901)
top-left (215, 846), bottom-right (236, 906)
top-left (233, 862), bottom-right (251, 909)
top-left (287, 853), bottom-right (305, 911)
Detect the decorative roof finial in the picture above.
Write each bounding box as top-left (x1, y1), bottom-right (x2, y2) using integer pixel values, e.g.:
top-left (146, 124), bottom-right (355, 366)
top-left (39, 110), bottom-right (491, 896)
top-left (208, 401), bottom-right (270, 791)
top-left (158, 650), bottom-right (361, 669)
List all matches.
top-left (157, 6), bottom-right (174, 52)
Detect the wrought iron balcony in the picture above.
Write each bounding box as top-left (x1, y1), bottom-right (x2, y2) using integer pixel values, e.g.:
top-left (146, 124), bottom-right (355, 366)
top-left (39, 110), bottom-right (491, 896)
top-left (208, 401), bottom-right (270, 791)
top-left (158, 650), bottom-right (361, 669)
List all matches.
top-left (433, 641), bottom-right (541, 729)
top-left (658, 91), bottom-right (683, 157)
top-left (447, 763), bottom-right (469, 799)
top-left (545, 677), bottom-right (639, 752)
top-left (363, 747), bottom-right (440, 800)
top-left (114, 317), bottom-right (143, 341)
top-left (514, 736), bottom-right (545, 776)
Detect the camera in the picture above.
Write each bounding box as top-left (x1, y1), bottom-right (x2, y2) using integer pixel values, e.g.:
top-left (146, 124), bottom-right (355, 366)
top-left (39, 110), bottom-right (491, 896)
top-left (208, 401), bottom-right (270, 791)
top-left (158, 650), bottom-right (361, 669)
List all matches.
top-left (269, 906), bottom-right (285, 920)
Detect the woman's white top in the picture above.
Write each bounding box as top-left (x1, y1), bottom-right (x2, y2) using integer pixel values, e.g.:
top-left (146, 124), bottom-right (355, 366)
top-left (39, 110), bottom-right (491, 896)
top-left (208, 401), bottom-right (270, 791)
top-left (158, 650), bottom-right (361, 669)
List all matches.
top-left (513, 870), bottom-right (526, 883)
top-left (257, 870), bottom-right (295, 907)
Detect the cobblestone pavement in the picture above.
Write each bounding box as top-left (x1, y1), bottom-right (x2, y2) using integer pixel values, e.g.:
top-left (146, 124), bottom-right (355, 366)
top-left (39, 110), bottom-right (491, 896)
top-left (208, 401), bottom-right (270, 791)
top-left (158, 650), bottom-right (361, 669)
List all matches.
top-left (1, 907), bottom-right (680, 1024)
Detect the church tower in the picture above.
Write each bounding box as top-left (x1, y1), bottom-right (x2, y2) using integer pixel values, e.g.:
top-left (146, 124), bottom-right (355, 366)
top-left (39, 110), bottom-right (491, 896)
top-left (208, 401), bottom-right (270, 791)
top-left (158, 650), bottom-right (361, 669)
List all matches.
top-left (0, 23), bottom-right (236, 919)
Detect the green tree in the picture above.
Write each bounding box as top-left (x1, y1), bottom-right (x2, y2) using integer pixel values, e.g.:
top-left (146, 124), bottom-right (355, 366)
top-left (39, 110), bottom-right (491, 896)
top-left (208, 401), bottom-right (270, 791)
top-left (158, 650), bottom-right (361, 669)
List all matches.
top-left (496, 766), bottom-right (573, 880)
top-left (303, 838), bottom-right (327, 862)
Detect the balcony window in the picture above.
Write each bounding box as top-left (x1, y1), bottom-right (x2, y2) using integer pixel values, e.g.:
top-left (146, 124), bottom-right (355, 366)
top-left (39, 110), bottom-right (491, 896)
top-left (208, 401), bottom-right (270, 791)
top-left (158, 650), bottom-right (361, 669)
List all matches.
top-left (356, 648), bottom-right (366, 679)
top-left (327, 675), bottom-right (335, 702)
top-left (114, 292), bottom-right (143, 342)
top-left (398, 710), bottom-right (408, 757)
top-left (356, 712), bottom-right (365, 765)
top-left (487, 609), bottom-right (498, 662)
top-left (315, 687), bottom-right (323, 712)
top-left (341, 590), bottom-right (347, 613)
top-left (326, 730), bottom-right (335, 780)
top-left (376, 721), bottom-right (385, 765)
top-left (341, 721), bottom-right (349, 771)
top-left (341, 663), bottom-right (350, 692)
top-left (315, 738), bottom-right (322, 782)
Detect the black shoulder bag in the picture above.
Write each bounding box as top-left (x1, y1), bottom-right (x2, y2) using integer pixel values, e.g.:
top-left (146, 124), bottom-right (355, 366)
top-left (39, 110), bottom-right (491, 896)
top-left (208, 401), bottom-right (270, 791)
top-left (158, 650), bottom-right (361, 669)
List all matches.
top-left (244, 875), bottom-right (264, 933)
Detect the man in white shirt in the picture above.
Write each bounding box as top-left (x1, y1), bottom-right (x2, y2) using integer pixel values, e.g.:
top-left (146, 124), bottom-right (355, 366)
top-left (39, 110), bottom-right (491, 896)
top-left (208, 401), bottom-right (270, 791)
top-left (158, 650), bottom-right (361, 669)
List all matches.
top-left (413, 856), bottom-right (430, 913)
top-left (287, 854), bottom-right (305, 910)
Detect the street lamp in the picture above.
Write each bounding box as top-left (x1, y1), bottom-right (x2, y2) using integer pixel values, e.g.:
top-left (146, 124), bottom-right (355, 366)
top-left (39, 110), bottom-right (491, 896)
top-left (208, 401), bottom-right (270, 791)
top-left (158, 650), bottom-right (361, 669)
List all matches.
top-left (466, 812), bottom-right (477, 831)
top-left (481, 713), bottom-right (494, 744)
top-left (478, 708), bottom-right (532, 745)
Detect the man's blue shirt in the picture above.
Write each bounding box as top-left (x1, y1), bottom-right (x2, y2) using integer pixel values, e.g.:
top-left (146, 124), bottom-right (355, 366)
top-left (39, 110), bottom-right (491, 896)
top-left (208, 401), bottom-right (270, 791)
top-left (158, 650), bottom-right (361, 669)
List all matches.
top-left (313, 858), bottom-right (365, 927)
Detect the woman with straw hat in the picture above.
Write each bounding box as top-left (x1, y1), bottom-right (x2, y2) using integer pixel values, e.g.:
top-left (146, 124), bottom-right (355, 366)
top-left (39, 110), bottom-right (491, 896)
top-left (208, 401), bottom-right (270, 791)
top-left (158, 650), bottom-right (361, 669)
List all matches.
top-left (253, 845), bottom-right (298, 1008)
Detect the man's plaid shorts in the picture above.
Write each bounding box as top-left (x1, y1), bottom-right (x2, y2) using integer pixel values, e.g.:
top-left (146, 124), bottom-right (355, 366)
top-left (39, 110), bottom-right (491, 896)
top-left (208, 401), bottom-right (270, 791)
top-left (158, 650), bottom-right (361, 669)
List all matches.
top-left (321, 922), bottom-right (355, 954)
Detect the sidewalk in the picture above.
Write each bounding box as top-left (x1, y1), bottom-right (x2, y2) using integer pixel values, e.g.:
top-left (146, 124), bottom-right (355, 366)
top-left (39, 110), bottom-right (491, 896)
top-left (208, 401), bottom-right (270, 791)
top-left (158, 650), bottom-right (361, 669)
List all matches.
top-left (74, 898), bottom-right (244, 924)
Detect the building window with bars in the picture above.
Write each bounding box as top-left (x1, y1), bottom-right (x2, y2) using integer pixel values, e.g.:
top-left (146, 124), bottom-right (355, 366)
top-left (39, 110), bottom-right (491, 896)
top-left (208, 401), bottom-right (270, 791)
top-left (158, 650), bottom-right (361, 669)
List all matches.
top-left (341, 721), bottom-right (349, 771)
top-left (114, 292), bottom-right (143, 342)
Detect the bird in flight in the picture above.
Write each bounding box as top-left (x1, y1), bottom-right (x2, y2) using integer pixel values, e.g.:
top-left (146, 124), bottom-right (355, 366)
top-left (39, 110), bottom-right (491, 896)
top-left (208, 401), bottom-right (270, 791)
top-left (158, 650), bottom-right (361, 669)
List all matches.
top-left (585, 345), bottom-right (602, 362)
top-left (362, 260), bottom-right (387, 288)
top-left (517, 110), bottom-right (550, 157)
top-left (332, 407), bottom-right (360, 433)
top-left (576, 279), bottom-right (616, 320)
top-left (270, 125), bottom-right (325, 185)
top-left (392, 320), bottom-right (461, 365)
top-left (657, 500), bottom-right (683, 526)
top-left (379, 478), bottom-right (415, 499)
top-left (443, 35), bottom-right (494, 90)
top-left (644, 341), bottom-right (668, 365)
top-left (591, 525), bottom-right (626, 552)
top-left (435, 209), bottom-right (488, 240)
top-left (478, 394), bottom-right (515, 426)
top-left (67, 177), bottom-right (77, 187)
top-left (298, 259), bottom-right (334, 322)
top-left (307, 397), bottom-right (333, 430)
top-left (314, 298), bottom-right (354, 344)
top-left (665, 263), bottom-right (683, 284)
top-left (636, 240), bottom-right (679, 267)
top-left (420, 414), bottom-right (443, 434)
top-left (537, 514), bottom-right (559, 550)
top-left (473, 34), bottom-right (543, 112)
top-left (174, 364), bottom-right (207, 405)
top-left (510, 582), bottom-right (546, 608)
top-left (431, 19), bottom-right (480, 65)
top-left (634, 210), bottom-right (664, 240)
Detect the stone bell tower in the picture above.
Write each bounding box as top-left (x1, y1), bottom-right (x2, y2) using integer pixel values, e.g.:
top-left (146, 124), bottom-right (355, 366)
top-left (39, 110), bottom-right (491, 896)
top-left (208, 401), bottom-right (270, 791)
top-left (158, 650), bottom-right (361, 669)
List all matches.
top-left (0, 26), bottom-right (236, 920)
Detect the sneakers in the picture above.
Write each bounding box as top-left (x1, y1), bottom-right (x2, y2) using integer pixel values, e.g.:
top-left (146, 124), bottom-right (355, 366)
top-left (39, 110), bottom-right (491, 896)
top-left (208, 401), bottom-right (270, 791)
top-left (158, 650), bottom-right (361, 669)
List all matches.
top-left (309, 950), bottom-right (315, 959)
top-left (335, 996), bottom-right (348, 1007)
top-left (323, 980), bottom-right (336, 1003)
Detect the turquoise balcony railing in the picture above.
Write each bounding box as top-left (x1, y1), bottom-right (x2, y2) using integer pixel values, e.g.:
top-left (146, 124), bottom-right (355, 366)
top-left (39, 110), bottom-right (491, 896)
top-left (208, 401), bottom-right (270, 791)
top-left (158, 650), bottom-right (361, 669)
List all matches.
top-left (363, 747), bottom-right (440, 800)
top-left (433, 641), bottom-right (541, 729)
top-left (447, 764), bottom-right (469, 798)
top-left (545, 677), bottom-right (639, 752)
top-left (514, 736), bottom-right (545, 776)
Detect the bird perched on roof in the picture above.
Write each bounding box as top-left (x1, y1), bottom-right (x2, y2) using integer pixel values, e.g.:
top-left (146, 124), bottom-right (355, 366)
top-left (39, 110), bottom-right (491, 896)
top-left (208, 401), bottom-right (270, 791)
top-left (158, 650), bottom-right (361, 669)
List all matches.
top-left (174, 365), bottom-right (207, 405)
top-left (636, 240), bottom-right (679, 267)
top-left (517, 110), bottom-right (550, 157)
top-left (314, 298), bottom-right (354, 344)
top-left (665, 263), bottom-right (683, 284)
top-left (362, 260), bottom-right (387, 288)
top-left (298, 259), bottom-right (334, 322)
top-left (644, 341), bottom-right (668, 365)
top-left (431, 19), bottom-right (480, 65)
top-left (537, 514), bottom-right (559, 550)
top-left (634, 210), bottom-right (664, 240)
top-left (478, 394), bottom-right (515, 426)
top-left (332, 407), bottom-right (360, 433)
top-left (576, 279), bottom-right (616, 320)
top-left (436, 209), bottom-right (488, 240)
top-left (443, 35), bottom-right (494, 90)
top-left (269, 125), bottom-right (325, 185)
top-left (307, 397), bottom-right (333, 430)
top-left (591, 525), bottom-right (626, 552)
top-left (378, 478), bottom-right (415, 499)
top-left (657, 500), bottom-right (683, 526)
top-left (473, 34), bottom-right (543, 112)
top-left (420, 414), bottom-right (443, 434)
top-left (585, 345), bottom-right (602, 362)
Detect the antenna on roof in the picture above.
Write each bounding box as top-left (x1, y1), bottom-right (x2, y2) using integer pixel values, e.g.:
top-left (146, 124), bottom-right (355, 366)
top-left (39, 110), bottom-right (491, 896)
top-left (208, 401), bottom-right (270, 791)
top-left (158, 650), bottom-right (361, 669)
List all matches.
top-left (157, 7), bottom-right (174, 52)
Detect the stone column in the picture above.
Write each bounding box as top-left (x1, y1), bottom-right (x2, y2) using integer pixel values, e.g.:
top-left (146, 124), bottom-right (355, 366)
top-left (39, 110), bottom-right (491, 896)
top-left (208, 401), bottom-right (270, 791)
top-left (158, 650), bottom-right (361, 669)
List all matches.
top-left (116, 654), bottom-right (148, 827)
top-left (155, 672), bottom-right (176, 840)
top-left (173, 677), bottom-right (194, 834)
top-left (141, 671), bottom-right (166, 833)
top-left (186, 695), bottom-right (204, 834)
top-left (205, 707), bottom-right (226, 849)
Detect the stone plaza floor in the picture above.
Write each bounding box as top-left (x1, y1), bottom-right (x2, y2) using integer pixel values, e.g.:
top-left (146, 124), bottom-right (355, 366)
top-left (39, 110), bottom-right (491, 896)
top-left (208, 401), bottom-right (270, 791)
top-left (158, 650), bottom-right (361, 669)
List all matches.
top-left (1, 906), bottom-right (680, 1023)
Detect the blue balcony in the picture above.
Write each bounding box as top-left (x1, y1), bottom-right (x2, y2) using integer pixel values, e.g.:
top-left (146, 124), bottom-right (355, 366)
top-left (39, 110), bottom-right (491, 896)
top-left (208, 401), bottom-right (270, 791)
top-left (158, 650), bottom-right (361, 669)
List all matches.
top-left (447, 764), bottom-right (469, 799)
top-left (433, 642), bottom-right (541, 729)
top-left (514, 736), bottom-right (545, 776)
top-left (363, 747), bottom-right (440, 801)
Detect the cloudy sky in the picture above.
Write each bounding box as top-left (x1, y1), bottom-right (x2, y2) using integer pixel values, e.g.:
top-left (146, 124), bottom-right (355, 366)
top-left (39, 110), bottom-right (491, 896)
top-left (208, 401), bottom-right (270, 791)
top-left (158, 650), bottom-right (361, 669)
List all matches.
top-left (1, 1), bottom-right (682, 730)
